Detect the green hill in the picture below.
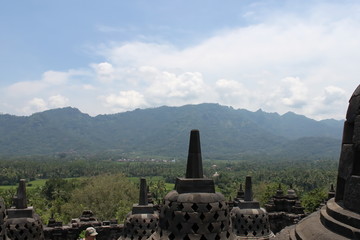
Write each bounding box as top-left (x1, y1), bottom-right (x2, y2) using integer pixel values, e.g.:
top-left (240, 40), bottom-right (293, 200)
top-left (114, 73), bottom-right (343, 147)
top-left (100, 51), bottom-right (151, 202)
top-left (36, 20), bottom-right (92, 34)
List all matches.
top-left (0, 104), bottom-right (343, 158)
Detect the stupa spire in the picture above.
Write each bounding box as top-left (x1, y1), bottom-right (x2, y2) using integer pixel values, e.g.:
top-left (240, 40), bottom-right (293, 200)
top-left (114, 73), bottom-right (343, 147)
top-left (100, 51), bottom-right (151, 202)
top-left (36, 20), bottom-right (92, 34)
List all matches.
top-left (185, 129), bottom-right (203, 178)
top-left (244, 176), bottom-right (253, 201)
top-left (13, 179), bottom-right (27, 209)
top-left (139, 178), bottom-right (148, 205)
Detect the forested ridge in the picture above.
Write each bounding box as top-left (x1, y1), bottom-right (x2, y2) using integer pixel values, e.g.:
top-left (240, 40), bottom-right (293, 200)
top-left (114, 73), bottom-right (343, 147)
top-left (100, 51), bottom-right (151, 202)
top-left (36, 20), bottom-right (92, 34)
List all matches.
top-left (0, 103), bottom-right (343, 158)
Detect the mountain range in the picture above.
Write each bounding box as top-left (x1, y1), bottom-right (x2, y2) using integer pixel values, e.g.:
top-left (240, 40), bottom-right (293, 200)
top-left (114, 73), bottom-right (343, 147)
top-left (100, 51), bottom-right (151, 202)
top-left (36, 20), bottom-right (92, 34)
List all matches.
top-left (0, 103), bottom-right (344, 159)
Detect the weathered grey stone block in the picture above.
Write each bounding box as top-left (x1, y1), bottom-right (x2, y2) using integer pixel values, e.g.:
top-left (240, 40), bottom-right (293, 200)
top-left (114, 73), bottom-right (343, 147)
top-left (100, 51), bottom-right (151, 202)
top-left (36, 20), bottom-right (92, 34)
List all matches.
top-left (335, 176), bottom-right (346, 202)
top-left (175, 178), bottom-right (215, 194)
top-left (237, 200), bottom-right (260, 209)
top-left (0, 197), bottom-right (5, 239)
top-left (337, 144), bottom-right (354, 180)
top-left (354, 116), bottom-right (360, 150)
top-left (344, 175), bottom-right (360, 213)
top-left (342, 121), bottom-right (354, 144)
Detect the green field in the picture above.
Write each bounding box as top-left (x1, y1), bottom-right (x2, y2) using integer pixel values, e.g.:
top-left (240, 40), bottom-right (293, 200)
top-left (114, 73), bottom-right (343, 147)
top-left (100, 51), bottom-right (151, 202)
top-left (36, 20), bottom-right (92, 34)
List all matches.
top-left (0, 179), bottom-right (47, 190)
top-left (0, 177), bottom-right (85, 191)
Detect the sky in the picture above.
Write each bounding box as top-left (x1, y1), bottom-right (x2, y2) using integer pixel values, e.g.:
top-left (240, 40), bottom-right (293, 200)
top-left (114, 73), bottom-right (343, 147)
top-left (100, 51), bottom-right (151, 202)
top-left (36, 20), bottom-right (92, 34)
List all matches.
top-left (1, 0), bottom-right (359, 120)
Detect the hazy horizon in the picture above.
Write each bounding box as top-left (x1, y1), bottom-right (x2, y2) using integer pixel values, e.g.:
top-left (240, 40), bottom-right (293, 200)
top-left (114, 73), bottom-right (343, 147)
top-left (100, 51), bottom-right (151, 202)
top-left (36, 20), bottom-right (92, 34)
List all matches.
top-left (0, 102), bottom-right (346, 121)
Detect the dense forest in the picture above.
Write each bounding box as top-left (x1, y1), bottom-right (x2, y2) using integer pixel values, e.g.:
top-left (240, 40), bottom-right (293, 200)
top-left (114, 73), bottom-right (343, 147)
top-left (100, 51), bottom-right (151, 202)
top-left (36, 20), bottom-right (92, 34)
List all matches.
top-left (0, 154), bottom-right (338, 224)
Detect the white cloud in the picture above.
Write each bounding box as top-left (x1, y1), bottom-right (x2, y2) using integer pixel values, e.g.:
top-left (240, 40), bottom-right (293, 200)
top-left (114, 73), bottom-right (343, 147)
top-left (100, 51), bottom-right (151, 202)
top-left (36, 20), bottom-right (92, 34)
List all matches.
top-left (3, 69), bottom-right (92, 115)
top-left (145, 70), bottom-right (207, 100)
top-left (7, 80), bottom-right (47, 96)
top-left (279, 77), bottom-right (308, 108)
top-left (22, 98), bottom-right (48, 114)
top-left (102, 42), bottom-right (176, 68)
top-left (215, 79), bottom-right (254, 109)
top-left (309, 86), bottom-right (348, 120)
top-left (83, 84), bottom-right (96, 90)
top-left (20, 95), bottom-right (70, 115)
top-left (91, 62), bottom-right (115, 83)
top-left (102, 90), bottom-right (148, 112)
top-left (30, 98), bottom-right (47, 109)
top-left (6, 69), bottom-right (86, 97)
top-left (49, 95), bottom-right (69, 108)
top-left (216, 79), bottom-right (244, 90)
top-left (322, 86), bottom-right (347, 104)
top-left (42, 71), bottom-right (70, 85)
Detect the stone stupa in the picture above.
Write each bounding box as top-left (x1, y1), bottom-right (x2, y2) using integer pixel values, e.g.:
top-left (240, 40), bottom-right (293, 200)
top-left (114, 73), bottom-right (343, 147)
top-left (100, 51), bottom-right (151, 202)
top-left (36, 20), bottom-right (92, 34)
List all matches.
top-left (120, 178), bottom-right (159, 240)
top-left (149, 129), bottom-right (235, 240)
top-left (231, 176), bottom-right (273, 239)
top-left (5, 179), bottom-right (45, 240)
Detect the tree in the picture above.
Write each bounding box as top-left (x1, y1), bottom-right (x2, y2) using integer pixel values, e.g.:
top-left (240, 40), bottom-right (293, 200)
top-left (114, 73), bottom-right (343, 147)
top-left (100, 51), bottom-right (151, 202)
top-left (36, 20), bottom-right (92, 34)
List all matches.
top-left (301, 187), bottom-right (327, 213)
top-left (41, 178), bottom-right (73, 201)
top-left (149, 179), bottom-right (167, 204)
top-left (253, 182), bottom-right (284, 206)
top-left (61, 174), bottom-right (137, 223)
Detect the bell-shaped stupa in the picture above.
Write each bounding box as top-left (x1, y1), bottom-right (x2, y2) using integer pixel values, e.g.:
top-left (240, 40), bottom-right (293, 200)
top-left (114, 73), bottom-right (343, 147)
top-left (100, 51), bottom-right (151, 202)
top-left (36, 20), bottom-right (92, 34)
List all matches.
top-left (5, 179), bottom-right (45, 240)
top-left (231, 176), bottom-right (273, 239)
top-left (120, 178), bottom-right (159, 240)
top-left (149, 129), bottom-right (234, 240)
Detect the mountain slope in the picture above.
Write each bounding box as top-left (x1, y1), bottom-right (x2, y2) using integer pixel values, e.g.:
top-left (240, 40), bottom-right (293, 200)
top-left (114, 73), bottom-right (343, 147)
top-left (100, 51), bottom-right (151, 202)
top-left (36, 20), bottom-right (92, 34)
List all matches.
top-left (0, 104), bottom-right (343, 158)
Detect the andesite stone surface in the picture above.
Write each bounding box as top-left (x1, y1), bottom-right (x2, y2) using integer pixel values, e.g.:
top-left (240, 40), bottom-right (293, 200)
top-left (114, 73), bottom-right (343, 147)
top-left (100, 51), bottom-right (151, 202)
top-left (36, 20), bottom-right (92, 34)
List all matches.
top-left (44, 210), bottom-right (123, 240)
top-left (265, 185), bottom-right (305, 234)
top-left (234, 184), bottom-right (244, 202)
top-left (0, 197), bottom-right (5, 239)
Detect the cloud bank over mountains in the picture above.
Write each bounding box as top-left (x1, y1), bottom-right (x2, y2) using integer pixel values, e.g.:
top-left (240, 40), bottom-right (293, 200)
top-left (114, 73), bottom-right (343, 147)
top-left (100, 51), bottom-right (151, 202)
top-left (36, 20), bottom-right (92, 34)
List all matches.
top-left (1, 1), bottom-right (359, 120)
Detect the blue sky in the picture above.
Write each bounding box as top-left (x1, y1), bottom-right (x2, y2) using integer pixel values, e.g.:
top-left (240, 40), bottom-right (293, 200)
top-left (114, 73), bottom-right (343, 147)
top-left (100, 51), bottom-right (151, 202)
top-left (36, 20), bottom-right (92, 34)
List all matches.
top-left (1, 0), bottom-right (359, 119)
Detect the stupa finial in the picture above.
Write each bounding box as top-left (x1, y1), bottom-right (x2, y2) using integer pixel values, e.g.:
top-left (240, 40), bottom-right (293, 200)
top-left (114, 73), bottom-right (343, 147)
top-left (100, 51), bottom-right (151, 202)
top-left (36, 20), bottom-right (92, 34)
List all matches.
top-left (139, 178), bottom-right (148, 205)
top-left (185, 129), bottom-right (203, 178)
top-left (244, 176), bottom-right (253, 201)
top-left (13, 179), bottom-right (27, 209)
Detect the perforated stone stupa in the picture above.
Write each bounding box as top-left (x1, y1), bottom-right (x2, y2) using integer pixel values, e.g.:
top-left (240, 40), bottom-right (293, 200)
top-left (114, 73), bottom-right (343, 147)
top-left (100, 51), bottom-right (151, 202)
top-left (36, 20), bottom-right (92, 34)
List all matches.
top-left (149, 129), bottom-right (235, 240)
top-left (5, 179), bottom-right (45, 240)
top-left (231, 176), bottom-right (273, 239)
top-left (120, 178), bottom-right (159, 240)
